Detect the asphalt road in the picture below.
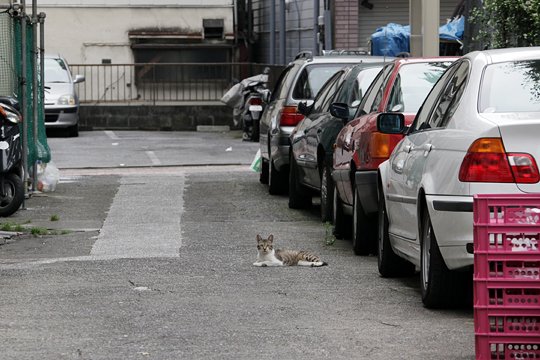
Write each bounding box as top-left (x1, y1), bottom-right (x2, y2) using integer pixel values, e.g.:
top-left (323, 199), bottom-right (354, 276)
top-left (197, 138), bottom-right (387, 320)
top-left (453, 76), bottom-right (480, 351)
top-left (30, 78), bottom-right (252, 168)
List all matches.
top-left (0, 130), bottom-right (474, 360)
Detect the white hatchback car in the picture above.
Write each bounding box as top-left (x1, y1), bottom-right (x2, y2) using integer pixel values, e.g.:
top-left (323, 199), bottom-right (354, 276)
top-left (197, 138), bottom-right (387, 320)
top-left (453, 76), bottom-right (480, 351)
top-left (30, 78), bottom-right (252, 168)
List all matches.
top-left (377, 47), bottom-right (540, 308)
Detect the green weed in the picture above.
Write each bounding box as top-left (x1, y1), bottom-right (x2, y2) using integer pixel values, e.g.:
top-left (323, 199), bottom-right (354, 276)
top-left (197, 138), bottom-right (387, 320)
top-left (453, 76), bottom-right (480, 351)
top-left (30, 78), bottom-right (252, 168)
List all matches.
top-left (323, 221), bottom-right (336, 246)
top-left (50, 215), bottom-right (60, 222)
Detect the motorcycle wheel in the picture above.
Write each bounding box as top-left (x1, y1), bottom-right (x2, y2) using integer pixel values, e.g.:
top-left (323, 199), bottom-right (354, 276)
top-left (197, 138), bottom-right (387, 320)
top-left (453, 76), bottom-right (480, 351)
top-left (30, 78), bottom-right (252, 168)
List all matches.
top-left (0, 173), bottom-right (24, 217)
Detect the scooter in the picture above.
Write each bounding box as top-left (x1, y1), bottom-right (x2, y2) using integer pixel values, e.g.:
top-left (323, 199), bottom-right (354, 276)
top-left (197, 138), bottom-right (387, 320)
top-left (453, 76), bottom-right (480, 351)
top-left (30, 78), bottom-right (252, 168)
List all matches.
top-left (240, 75), bottom-right (270, 142)
top-left (221, 69), bottom-right (271, 142)
top-left (0, 97), bottom-right (24, 217)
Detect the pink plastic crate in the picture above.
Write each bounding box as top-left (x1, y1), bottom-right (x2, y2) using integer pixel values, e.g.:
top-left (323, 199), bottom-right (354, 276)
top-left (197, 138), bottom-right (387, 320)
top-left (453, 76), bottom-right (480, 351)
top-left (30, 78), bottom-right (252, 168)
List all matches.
top-left (474, 194), bottom-right (540, 226)
top-left (474, 281), bottom-right (540, 308)
top-left (475, 336), bottom-right (540, 360)
top-left (475, 308), bottom-right (540, 335)
top-left (474, 255), bottom-right (540, 281)
top-left (474, 227), bottom-right (540, 253)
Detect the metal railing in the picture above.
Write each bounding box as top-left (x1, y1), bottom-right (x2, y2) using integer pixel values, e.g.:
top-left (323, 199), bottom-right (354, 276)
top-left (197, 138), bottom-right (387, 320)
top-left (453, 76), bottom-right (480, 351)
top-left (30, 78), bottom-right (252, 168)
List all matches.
top-left (70, 63), bottom-right (285, 105)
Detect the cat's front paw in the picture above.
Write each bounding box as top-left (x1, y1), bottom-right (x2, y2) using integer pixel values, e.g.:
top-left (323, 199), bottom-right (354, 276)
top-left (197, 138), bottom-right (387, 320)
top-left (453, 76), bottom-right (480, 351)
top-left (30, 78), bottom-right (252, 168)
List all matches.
top-left (253, 262), bottom-right (267, 267)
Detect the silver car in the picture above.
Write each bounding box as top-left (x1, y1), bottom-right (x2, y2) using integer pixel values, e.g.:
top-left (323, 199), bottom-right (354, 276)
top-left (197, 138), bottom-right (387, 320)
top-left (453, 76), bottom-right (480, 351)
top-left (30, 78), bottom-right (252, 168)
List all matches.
top-left (44, 54), bottom-right (85, 137)
top-left (377, 47), bottom-right (540, 308)
top-left (259, 51), bottom-right (391, 195)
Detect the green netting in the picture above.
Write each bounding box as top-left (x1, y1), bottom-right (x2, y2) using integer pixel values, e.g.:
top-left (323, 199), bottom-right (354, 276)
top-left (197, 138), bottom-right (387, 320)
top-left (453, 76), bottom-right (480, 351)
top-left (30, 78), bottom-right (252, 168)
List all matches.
top-left (4, 11), bottom-right (51, 167)
top-left (0, 12), bottom-right (16, 96)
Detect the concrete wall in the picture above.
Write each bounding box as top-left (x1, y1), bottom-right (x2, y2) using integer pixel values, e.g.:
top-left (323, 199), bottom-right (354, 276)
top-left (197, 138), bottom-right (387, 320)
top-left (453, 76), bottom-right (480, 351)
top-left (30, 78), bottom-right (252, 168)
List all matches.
top-left (30, 0), bottom-right (235, 64)
top-left (79, 104), bottom-right (235, 131)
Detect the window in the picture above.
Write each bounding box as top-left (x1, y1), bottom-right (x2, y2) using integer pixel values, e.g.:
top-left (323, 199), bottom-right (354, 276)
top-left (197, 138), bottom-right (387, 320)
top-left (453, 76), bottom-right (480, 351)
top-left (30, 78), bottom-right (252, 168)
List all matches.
top-left (409, 63), bottom-right (458, 133)
top-left (311, 71), bottom-right (343, 113)
top-left (357, 63), bottom-right (393, 116)
top-left (292, 64), bottom-right (345, 100)
top-left (428, 61), bottom-right (469, 128)
top-left (480, 60), bottom-right (540, 113)
top-left (386, 61), bottom-right (453, 114)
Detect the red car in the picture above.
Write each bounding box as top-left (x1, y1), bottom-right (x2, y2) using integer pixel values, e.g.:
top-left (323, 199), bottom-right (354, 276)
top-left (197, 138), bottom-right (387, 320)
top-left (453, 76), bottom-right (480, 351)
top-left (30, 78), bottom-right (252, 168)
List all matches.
top-left (331, 57), bottom-right (458, 255)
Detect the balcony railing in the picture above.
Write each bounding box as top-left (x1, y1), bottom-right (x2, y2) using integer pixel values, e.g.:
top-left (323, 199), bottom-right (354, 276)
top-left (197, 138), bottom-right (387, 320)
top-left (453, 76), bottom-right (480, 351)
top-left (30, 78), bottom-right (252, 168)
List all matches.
top-left (70, 63), bottom-right (284, 105)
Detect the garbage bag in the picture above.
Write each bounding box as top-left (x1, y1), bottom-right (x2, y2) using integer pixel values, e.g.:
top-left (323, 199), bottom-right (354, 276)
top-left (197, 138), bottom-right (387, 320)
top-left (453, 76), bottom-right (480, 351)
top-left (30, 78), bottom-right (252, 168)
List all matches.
top-left (37, 161), bottom-right (60, 192)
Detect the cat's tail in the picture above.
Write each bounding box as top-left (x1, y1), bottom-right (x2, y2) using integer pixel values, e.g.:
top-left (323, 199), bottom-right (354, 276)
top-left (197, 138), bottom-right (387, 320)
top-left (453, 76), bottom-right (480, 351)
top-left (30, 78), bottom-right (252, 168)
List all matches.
top-left (312, 261), bottom-right (328, 267)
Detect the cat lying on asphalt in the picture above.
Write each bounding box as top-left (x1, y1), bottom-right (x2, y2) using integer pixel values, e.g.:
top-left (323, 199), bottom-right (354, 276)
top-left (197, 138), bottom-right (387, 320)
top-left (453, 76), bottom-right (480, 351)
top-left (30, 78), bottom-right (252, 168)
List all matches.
top-left (253, 234), bottom-right (328, 267)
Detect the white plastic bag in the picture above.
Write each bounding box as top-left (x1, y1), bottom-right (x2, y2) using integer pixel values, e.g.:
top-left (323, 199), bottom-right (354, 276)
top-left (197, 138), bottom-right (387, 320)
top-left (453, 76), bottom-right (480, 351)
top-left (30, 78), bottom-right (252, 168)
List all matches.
top-left (250, 149), bottom-right (262, 173)
top-left (37, 161), bottom-right (60, 192)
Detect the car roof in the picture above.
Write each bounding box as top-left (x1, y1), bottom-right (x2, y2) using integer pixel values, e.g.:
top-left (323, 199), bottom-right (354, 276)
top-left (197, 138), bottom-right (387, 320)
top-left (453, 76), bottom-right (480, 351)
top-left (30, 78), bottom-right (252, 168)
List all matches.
top-left (392, 56), bottom-right (461, 65)
top-left (466, 46), bottom-right (540, 64)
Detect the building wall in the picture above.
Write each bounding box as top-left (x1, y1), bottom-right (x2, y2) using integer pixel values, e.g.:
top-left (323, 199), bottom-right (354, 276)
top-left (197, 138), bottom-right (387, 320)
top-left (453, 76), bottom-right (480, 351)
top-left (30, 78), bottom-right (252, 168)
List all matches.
top-left (31, 1), bottom-right (235, 65)
top-left (334, 0), bottom-right (359, 51)
top-left (252, 0), bottom-right (322, 64)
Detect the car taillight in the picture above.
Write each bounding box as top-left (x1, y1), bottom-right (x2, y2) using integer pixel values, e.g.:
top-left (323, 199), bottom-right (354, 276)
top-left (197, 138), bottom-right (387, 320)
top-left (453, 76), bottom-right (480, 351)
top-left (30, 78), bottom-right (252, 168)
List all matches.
top-left (279, 106), bottom-right (304, 126)
top-left (249, 97), bottom-right (263, 106)
top-left (458, 138), bottom-right (539, 183)
top-left (370, 132), bottom-right (402, 159)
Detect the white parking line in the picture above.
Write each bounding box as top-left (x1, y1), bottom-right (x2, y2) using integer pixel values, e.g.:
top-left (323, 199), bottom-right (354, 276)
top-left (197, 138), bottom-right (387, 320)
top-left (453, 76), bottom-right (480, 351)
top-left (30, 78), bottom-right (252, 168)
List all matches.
top-left (145, 151), bottom-right (162, 165)
top-left (104, 130), bottom-right (119, 140)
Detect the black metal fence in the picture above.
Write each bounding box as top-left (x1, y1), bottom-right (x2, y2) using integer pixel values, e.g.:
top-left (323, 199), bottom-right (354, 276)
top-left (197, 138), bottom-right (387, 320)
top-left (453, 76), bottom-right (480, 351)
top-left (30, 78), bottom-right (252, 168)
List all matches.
top-left (70, 63), bottom-right (285, 105)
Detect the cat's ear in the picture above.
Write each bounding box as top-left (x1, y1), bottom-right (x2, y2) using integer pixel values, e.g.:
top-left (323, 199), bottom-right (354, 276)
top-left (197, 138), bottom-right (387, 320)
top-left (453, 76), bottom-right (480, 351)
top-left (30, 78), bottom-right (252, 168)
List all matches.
top-left (268, 234), bottom-right (274, 242)
top-left (256, 234), bottom-right (262, 242)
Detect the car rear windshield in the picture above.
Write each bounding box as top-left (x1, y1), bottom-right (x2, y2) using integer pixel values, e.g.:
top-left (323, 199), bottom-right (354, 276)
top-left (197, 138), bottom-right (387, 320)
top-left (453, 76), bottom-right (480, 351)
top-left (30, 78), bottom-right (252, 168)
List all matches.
top-left (44, 58), bottom-right (70, 83)
top-left (292, 64), bottom-right (345, 100)
top-left (388, 62), bottom-right (452, 113)
top-left (480, 60), bottom-right (540, 113)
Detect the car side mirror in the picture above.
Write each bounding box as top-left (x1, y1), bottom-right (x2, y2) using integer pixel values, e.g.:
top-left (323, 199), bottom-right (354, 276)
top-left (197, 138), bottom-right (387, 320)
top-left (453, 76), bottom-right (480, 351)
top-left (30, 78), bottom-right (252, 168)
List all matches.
top-left (73, 74), bottom-right (85, 84)
top-left (297, 101), bottom-right (311, 116)
top-left (377, 113), bottom-right (405, 134)
top-left (330, 102), bottom-right (349, 121)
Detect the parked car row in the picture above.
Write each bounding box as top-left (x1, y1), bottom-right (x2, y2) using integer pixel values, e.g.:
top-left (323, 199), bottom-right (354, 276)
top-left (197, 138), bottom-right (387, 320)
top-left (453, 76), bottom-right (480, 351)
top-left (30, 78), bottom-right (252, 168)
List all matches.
top-left (256, 47), bottom-right (540, 309)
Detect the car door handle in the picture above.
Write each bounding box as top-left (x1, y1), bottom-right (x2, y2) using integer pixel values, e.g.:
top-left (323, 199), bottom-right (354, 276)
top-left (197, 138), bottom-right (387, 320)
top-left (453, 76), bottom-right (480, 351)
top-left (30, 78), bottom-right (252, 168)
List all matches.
top-left (423, 144), bottom-right (433, 157)
top-left (404, 145), bottom-right (412, 153)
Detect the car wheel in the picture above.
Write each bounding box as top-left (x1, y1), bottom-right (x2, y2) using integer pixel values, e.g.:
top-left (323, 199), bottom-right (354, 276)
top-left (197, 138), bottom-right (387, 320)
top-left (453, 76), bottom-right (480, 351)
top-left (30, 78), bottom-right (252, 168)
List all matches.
top-left (68, 124), bottom-right (79, 137)
top-left (288, 155), bottom-right (311, 209)
top-left (268, 158), bottom-right (286, 195)
top-left (377, 184), bottom-right (415, 277)
top-left (320, 164), bottom-right (333, 223)
top-left (260, 158), bottom-right (269, 184)
top-left (420, 206), bottom-right (469, 309)
top-left (352, 185), bottom-right (375, 256)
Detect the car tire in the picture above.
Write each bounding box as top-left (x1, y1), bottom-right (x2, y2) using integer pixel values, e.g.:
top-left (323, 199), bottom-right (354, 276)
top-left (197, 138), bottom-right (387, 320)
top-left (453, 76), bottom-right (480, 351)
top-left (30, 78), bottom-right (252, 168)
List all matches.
top-left (352, 185), bottom-right (375, 256)
top-left (268, 158), bottom-right (286, 195)
top-left (377, 184), bottom-right (415, 277)
top-left (288, 155), bottom-right (311, 209)
top-left (320, 164), bottom-right (333, 223)
top-left (420, 206), bottom-right (470, 309)
top-left (68, 124), bottom-right (79, 137)
top-left (260, 158), bottom-right (269, 184)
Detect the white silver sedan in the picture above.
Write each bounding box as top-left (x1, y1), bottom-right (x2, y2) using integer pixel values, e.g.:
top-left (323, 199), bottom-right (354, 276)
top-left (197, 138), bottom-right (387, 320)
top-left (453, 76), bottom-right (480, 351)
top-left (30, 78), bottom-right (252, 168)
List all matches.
top-left (377, 47), bottom-right (540, 308)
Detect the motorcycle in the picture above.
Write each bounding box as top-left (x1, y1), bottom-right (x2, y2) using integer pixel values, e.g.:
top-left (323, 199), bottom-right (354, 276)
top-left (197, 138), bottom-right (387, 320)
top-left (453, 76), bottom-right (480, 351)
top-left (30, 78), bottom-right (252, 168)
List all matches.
top-left (0, 97), bottom-right (24, 217)
top-left (221, 69), bottom-right (271, 142)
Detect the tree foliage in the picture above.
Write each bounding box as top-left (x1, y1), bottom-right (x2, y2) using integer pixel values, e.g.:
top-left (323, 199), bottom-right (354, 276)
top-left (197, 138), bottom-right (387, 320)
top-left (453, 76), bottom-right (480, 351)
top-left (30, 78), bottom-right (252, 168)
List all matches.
top-left (471, 0), bottom-right (540, 48)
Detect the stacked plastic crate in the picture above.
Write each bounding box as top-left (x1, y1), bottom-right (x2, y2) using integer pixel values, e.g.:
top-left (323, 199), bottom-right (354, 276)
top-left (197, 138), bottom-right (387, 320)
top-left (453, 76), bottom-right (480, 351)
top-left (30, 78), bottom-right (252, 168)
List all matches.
top-left (473, 194), bottom-right (540, 359)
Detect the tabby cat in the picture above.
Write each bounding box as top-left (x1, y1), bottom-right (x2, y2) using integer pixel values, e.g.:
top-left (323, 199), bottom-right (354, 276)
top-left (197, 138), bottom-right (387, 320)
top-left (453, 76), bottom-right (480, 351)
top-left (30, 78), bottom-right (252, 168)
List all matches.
top-left (253, 234), bottom-right (328, 267)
